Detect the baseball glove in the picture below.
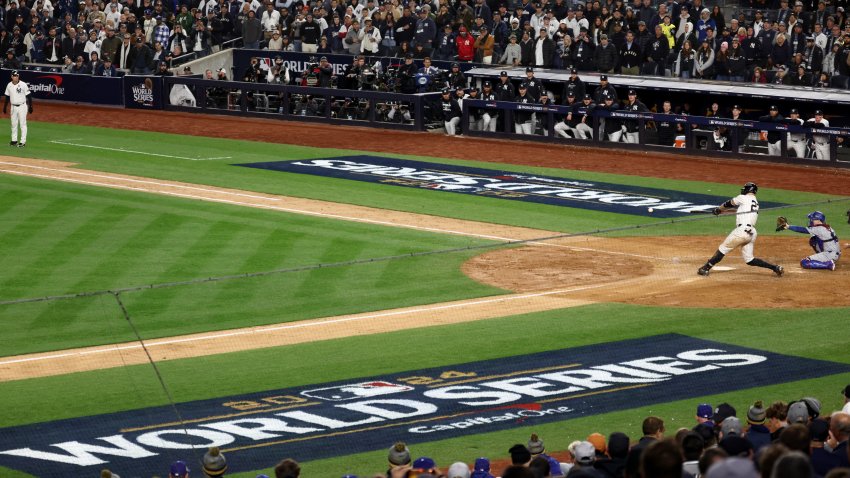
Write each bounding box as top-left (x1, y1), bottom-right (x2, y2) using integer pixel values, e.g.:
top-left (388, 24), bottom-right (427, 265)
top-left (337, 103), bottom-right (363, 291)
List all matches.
top-left (776, 216), bottom-right (789, 232)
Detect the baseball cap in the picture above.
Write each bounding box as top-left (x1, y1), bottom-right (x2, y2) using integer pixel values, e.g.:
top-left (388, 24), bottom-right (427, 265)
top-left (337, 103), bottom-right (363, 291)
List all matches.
top-left (770, 105), bottom-right (778, 111)
top-left (170, 460), bottom-right (189, 477)
top-left (526, 66), bottom-right (534, 72)
top-left (441, 88), bottom-right (451, 94)
top-left (474, 458), bottom-right (490, 472)
top-left (714, 403), bottom-right (737, 424)
top-left (483, 80), bottom-right (492, 86)
top-left (600, 74), bottom-right (608, 81)
top-left (571, 68), bottom-right (577, 74)
top-left (573, 441), bottom-right (596, 465)
top-left (11, 70), bottom-right (19, 76)
top-left (500, 71), bottom-right (508, 77)
top-left (567, 91), bottom-right (575, 96)
top-left (447, 462), bottom-right (470, 478)
top-left (787, 401), bottom-right (809, 424)
top-left (696, 403), bottom-right (713, 419)
top-left (815, 109), bottom-right (824, 115)
top-left (518, 82), bottom-right (527, 89)
top-left (721, 416), bottom-right (742, 436)
top-left (413, 457), bottom-right (436, 470)
top-left (628, 89), bottom-right (636, 95)
top-left (790, 108), bottom-right (799, 114)
top-left (583, 94), bottom-right (592, 100)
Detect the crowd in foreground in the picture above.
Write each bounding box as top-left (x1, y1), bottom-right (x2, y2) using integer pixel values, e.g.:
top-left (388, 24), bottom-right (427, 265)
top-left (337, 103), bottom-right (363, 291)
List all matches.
top-left (97, 385), bottom-right (850, 478)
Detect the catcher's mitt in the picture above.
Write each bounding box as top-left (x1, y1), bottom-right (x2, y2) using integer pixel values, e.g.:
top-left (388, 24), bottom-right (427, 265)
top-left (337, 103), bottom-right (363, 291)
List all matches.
top-left (776, 216), bottom-right (789, 232)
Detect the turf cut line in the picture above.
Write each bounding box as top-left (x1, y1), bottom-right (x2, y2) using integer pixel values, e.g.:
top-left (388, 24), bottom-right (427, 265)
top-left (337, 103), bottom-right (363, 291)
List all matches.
top-left (49, 140), bottom-right (232, 161)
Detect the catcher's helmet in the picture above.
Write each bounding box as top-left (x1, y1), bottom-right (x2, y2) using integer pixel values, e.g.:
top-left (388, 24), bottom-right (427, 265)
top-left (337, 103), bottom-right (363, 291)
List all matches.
top-left (741, 182), bottom-right (758, 195)
top-left (807, 210), bottom-right (825, 226)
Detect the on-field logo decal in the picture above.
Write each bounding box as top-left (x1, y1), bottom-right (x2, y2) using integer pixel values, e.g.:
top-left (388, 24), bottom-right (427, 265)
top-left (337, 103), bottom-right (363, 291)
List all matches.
top-left (29, 75), bottom-right (65, 95)
top-left (0, 334), bottom-right (847, 477)
top-left (236, 157), bottom-right (788, 217)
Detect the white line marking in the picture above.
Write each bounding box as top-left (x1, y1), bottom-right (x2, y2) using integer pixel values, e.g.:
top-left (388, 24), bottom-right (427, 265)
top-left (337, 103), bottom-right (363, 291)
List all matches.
top-left (0, 161), bottom-right (666, 261)
top-left (49, 140), bottom-right (231, 161)
top-left (0, 282), bottom-right (611, 366)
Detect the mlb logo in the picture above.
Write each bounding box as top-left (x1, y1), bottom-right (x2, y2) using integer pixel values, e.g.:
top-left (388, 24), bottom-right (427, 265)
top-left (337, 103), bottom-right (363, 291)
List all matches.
top-left (301, 381), bottom-right (414, 401)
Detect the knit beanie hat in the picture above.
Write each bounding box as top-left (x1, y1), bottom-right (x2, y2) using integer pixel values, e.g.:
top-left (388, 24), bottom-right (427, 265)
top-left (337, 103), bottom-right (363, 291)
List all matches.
top-left (388, 442), bottom-right (411, 466)
top-left (527, 434), bottom-right (545, 455)
top-left (747, 401), bottom-right (766, 425)
top-left (202, 447), bottom-right (228, 477)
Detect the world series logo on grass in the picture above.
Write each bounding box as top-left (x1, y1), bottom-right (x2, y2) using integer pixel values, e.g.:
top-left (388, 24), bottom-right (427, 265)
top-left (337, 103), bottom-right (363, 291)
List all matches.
top-left (1, 335), bottom-right (847, 477)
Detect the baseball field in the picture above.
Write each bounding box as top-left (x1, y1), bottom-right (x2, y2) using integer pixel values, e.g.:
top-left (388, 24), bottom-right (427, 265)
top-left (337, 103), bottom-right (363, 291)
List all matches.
top-left (1, 105), bottom-right (849, 478)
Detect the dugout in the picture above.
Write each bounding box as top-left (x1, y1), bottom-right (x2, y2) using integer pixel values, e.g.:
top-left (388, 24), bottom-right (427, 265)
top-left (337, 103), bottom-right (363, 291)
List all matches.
top-left (466, 67), bottom-right (850, 127)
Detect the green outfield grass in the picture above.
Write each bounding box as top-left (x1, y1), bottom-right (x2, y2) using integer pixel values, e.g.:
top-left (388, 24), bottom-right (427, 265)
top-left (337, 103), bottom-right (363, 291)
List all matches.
top-left (9, 121), bottom-right (848, 237)
top-left (0, 173), bottom-right (502, 356)
top-left (1, 303), bottom-right (848, 477)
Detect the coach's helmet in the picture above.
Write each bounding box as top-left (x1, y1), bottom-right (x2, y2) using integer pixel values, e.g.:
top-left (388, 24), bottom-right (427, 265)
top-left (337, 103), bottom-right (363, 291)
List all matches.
top-left (741, 182), bottom-right (758, 195)
top-left (807, 211), bottom-right (825, 226)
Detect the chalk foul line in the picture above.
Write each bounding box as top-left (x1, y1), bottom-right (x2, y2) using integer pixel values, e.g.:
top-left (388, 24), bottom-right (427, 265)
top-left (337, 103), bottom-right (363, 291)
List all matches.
top-left (49, 140), bottom-right (231, 161)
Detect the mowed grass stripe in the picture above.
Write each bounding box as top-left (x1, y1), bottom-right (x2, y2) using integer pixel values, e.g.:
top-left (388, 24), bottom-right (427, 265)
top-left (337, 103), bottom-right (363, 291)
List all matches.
top-left (0, 173), bottom-right (500, 355)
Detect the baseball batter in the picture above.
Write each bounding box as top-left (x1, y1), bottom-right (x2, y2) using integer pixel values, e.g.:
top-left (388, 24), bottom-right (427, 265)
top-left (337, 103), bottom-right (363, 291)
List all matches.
top-left (777, 211), bottom-right (840, 270)
top-left (697, 182), bottom-right (784, 277)
top-left (2, 70), bottom-right (32, 147)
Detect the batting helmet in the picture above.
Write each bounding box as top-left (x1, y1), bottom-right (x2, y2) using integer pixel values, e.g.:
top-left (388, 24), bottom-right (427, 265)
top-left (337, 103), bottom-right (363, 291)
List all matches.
top-left (741, 182), bottom-right (758, 195)
top-left (807, 211), bottom-right (825, 226)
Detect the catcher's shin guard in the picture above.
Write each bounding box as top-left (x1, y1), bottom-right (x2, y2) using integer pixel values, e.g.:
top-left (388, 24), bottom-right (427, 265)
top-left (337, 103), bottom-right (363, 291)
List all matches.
top-left (801, 259), bottom-right (836, 270)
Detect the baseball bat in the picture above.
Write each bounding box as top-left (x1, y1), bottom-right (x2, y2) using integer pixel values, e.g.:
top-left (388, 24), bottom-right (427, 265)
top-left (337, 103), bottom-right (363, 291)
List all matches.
top-left (689, 210), bottom-right (717, 215)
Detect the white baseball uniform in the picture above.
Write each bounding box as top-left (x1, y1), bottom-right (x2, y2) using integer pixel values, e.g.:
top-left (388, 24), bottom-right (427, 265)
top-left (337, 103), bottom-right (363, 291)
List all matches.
top-left (4, 78), bottom-right (30, 145)
top-left (807, 117), bottom-right (831, 160)
top-left (717, 193), bottom-right (759, 263)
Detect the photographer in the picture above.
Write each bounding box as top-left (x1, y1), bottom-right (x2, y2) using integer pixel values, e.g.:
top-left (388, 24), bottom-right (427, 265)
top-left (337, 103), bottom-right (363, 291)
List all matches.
top-left (397, 52), bottom-right (418, 93)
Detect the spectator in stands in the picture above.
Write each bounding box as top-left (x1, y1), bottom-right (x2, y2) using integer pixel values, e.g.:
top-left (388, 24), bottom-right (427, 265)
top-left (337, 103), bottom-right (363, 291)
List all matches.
top-left (190, 19), bottom-right (210, 54)
top-left (693, 39), bottom-right (714, 79)
top-left (714, 41), bottom-right (730, 80)
top-left (242, 9), bottom-right (262, 49)
top-left (695, 8), bottom-right (715, 43)
top-left (619, 30), bottom-right (641, 74)
top-left (533, 26), bottom-right (554, 67)
top-left (640, 439), bottom-right (682, 478)
top-left (169, 460), bottom-right (190, 478)
top-left (154, 60), bottom-right (172, 75)
top-left (594, 33), bottom-right (617, 72)
top-left (3, 48), bottom-right (22, 70)
top-left (169, 25), bottom-right (189, 56)
top-left (95, 57), bottom-right (117, 76)
top-left (152, 41), bottom-right (167, 63)
top-left (274, 458), bottom-right (300, 478)
top-left (516, 29), bottom-right (536, 66)
top-left (673, 40), bottom-right (695, 77)
top-left (345, 19), bottom-right (362, 54)
top-left (71, 54), bottom-right (91, 73)
top-left (643, 24), bottom-right (669, 75)
top-left (128, 36), bottom-right (153, 74)
top-left (751, 65), bottom-right (767, 82)
top-left (414, 6), bottom-right (436, 54)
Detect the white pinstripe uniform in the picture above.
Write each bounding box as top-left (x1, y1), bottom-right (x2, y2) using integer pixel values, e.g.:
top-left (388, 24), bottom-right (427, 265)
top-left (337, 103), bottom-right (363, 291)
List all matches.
top-left (4, 74), bottom-right (30, 145)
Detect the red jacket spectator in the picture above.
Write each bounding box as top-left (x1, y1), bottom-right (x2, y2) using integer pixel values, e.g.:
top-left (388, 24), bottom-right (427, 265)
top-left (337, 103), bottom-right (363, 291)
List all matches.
top-left (456, 26), bottom-right (474, 61)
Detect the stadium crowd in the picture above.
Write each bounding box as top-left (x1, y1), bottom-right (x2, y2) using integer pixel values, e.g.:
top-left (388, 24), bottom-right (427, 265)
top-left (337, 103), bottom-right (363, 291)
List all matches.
top-left (3, 0), bottom-right (850, 86)
top-left (105, 388), bottom-right (850, 478)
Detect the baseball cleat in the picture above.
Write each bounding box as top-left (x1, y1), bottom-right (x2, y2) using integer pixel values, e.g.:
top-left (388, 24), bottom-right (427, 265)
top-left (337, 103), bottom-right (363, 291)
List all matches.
top-left (17, 143), bottom-right (25, 148)
top-left (774, 265), bottom-right (784, 277)
top-left (697, 266), bottom-right (710, 276)
top-left (829, 260), bottom-right (836, 271)
top-left (9, 141), bottom-right (16, 146)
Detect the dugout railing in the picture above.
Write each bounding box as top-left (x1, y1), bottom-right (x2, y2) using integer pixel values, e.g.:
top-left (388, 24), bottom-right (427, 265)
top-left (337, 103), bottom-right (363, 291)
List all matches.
top-left (161, 76), bottom-right (442, 131)
top-left (460, 99), bottom-right (850, 168)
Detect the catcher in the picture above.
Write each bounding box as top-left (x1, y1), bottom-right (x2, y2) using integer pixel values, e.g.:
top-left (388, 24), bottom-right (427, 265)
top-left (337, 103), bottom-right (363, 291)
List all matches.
top-left (776, 211), bottom-right (840, 270)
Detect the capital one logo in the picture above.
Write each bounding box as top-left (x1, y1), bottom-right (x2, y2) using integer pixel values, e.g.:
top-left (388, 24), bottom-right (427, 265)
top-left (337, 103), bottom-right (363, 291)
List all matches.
top-left (30, 75), bottom-right (65, 95)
